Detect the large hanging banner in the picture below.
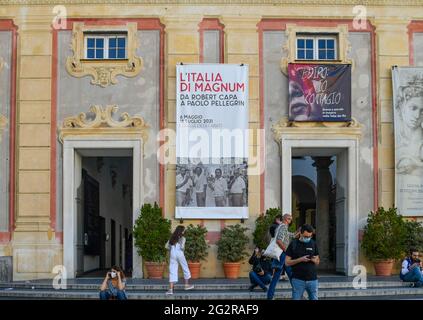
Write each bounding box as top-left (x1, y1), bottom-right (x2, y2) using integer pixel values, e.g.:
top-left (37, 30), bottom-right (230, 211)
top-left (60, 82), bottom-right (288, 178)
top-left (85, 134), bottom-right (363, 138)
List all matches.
top-left (288, 63), bottom-right (351, 122)
top-left (176, 64), bottom-right (249, 219)
top-left (392, 66), bottom-right (423, 216)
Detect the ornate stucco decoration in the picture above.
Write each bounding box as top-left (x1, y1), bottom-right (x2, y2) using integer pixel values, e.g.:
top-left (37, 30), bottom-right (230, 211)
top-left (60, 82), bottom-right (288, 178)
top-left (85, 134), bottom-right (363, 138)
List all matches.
top-left (59, 105), bottom-right (149, 143)
top-left (272, 116), bottom-right (362, 147)
top-left (280, 24), bottom-right (353, 75)
top-left (66, 22), bottom-right (143, 87)
top-left (0, 114), bottom-right (8, 143)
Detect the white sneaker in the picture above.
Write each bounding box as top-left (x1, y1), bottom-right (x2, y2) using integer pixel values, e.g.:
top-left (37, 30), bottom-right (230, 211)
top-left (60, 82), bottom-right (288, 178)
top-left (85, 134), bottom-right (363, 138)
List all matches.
top-left (165, 289), bottom-right (173, 295)
top-left (184, 285), bottom-right (194, 291)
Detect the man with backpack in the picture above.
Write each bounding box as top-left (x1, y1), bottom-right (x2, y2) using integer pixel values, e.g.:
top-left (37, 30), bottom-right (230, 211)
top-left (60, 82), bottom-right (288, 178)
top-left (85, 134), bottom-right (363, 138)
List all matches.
top-left (285, 224), bottom-right (320, 300)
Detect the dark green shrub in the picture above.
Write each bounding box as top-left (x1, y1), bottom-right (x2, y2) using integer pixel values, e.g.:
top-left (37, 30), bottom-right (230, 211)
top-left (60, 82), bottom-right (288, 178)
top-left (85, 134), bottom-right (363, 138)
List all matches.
top-left (184, 224), bottom-right (209, 262)
top-left (403, 220), bottom-right (423, 253)
top-left (217, 224), bottom-right (249, 263)
top-left (133, 203), bottom-right (171, 263)
top-left (361, 207), bottom-right (407, 261)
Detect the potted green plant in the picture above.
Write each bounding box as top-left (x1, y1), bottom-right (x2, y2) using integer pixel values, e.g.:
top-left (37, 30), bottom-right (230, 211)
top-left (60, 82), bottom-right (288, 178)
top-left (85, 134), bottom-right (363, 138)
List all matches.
top-left (361, 207), bottom-right (407, 276)
top-left (216, 224), bottom-right (249, 279)
top-left (403, 219), bottom-right (423, 252)
top-left (133, 203), bottom-right (171, 279)
top-left (184, 224), bottom-right (209, 279)
top-left (253, 208), bottom-right (281, 249)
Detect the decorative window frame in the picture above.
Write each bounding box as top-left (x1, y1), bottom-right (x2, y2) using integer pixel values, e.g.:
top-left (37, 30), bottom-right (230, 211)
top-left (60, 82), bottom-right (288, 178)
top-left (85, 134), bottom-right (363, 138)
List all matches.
top-left (280, 24), bottom-right (353, 75)
top-left (66, 22), bottom-right (143, 88)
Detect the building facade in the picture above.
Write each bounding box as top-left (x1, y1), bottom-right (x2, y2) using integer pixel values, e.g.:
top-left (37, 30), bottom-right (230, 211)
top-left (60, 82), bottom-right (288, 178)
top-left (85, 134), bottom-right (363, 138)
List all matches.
top-left (0, 0), bottom-right (422, 280)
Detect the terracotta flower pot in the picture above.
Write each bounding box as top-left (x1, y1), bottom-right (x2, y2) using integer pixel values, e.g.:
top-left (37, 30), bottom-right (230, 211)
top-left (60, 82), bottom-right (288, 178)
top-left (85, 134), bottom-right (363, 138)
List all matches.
top-left (188, 262), bottom-right (201, 279)
top-left (223, 262), bottom-right (241, 279)
top-left (373, 259), bottom-right (394, 276)
top-left (144, 261), bottom-right (166, 279)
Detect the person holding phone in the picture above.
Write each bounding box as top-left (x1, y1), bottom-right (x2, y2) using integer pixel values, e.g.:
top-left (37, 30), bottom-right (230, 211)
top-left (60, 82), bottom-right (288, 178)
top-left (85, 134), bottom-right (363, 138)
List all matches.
top-left (285, 224), bottom-right (320, 300)
top-left (400, 249), bottom-right (423, 287)
top-left (248, 247), bottom-right (272, 292)
top-left (99, 266), bottom-right (127, 300)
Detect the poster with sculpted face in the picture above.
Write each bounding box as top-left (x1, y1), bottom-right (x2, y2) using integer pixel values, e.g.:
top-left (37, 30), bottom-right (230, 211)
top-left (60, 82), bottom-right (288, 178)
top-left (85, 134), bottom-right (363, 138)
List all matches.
top-left (288, 63), bottom-right (351, 122)
top-left (176, 64), bottom-right (249, 219)
top-left (392, 66), bottom-right (423, 216)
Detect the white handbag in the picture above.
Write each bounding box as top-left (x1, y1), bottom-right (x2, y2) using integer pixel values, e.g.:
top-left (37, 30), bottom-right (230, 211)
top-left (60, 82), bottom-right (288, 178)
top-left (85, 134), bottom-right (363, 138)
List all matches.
top-left (263, 225), bottom-right (283, 261)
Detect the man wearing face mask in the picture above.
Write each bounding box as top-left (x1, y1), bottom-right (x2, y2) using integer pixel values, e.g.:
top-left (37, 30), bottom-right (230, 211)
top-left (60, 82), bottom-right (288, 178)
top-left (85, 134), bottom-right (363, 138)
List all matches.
top-left (99, 266), bottom-right (127, 300)
top-left (285, 224), bottom-right (320, 300)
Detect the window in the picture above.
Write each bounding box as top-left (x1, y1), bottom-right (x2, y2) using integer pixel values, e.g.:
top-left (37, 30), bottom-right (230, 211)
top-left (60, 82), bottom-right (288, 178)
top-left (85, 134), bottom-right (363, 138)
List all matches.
top-left (296, 34), bottom-right (337, 61)
top-left (84, 33), bottom-right (127, 60)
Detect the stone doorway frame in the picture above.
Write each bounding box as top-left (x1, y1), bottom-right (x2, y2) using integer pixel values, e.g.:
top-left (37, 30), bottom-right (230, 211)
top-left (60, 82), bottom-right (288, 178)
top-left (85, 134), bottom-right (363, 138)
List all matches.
top-left (272, 118), bottom-right (362, 276)
top-left (59, 105), bottom-right (149, 278)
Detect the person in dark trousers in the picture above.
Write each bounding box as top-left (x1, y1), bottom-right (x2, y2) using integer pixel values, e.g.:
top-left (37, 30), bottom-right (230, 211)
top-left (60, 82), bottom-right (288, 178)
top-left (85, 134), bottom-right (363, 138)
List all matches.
top-left (248, 247), bottom-right (272, 292)
top-left (285, 224), bottom-right (320, 300)
top-left (400, 249), bottom-right (423, 287)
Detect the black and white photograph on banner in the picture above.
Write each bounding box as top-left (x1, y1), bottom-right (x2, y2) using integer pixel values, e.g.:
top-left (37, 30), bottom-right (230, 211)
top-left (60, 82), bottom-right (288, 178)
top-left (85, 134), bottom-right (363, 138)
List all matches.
top-left (392, 67), bottom-right (423, 216)
top-left (176, 157), bottom-right (248, 208)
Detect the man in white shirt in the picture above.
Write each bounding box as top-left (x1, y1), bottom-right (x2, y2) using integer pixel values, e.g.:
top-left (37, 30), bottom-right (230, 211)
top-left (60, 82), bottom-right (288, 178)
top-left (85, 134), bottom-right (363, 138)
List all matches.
top-left (176, 167), bottom-right (192, 207)
top-left (192, 167), bottom-right (207, 207)
top-left (400, 249), bottom-right (423, 287)
top-left (208, 168), bottom-right (228, 207)
top-left (229, 169), bottom-right (246, 207)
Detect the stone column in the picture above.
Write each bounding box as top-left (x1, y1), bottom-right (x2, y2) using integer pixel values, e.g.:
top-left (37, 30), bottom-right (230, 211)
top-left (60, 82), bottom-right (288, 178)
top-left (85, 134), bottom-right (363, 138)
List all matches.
top-left (15, 16), bottom-right (52, 233)
top-left (12, 14), bottom-right (62, 280)
top-left (162, 15), bottom-right (202, 221)
top-left (220, 16), bottom-right (261, 278)
top-left (372, 18), bottom-right (410, 209)
top-left (312, 157), bottom-right (333, 270)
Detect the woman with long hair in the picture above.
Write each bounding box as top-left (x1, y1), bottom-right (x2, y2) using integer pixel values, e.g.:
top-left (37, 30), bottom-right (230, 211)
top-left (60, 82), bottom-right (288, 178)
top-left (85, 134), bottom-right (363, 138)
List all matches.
top-left (165, 225), bottom-right (194, 295)
top-left (99, 266), bottom-right (127, 300)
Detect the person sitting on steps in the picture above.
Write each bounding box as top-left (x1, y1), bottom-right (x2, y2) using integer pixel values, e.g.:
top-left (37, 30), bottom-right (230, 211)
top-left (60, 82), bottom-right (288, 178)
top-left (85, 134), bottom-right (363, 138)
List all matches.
top-left (99, 266), bottom-right (127, 300)
top-left (248, 247), bottom-right (272, 292)
top-left (400, 248), bottom-right (423, 288)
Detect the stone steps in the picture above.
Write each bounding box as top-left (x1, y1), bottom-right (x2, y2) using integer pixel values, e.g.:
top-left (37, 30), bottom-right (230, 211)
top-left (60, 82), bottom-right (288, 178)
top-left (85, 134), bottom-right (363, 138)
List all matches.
top-left (0, 286), bottom-right (422, 299)
top-left (0, 277), bottom-right (422, 299)
top-left (0, 280), bottom-right (410, 290)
